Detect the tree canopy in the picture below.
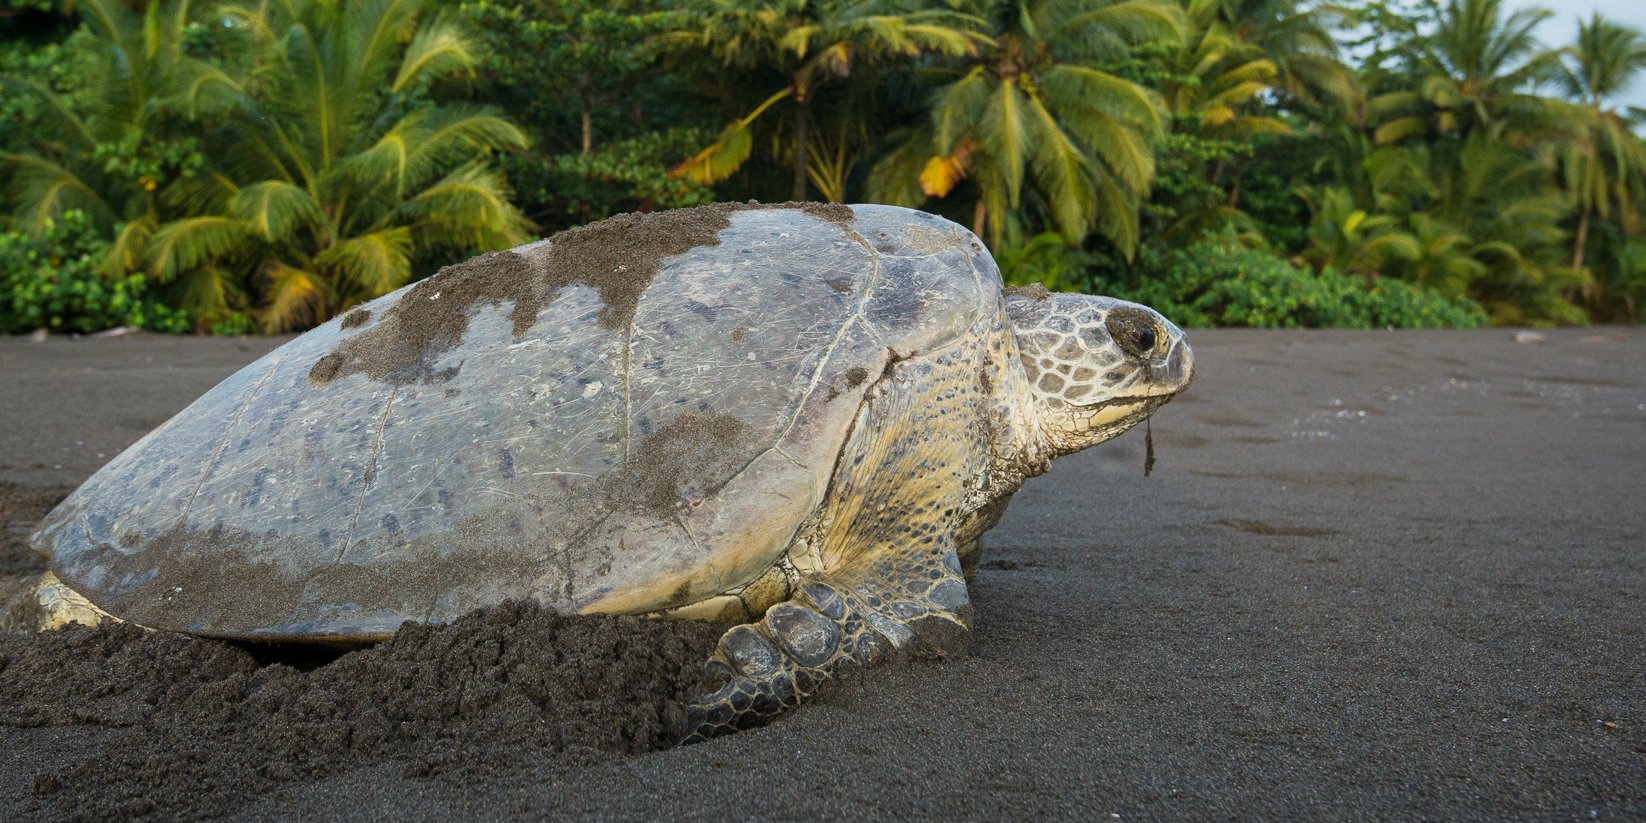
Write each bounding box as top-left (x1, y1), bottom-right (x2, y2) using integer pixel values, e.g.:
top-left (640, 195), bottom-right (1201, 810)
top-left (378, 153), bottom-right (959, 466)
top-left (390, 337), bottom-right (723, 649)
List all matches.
top-left (3, 0), bottom-right (1645, 330)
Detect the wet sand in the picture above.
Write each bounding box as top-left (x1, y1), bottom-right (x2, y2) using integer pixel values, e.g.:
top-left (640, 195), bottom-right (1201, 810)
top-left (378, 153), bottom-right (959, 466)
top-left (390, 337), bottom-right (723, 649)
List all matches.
top-left (1, 328), bottom-right (1642, 820)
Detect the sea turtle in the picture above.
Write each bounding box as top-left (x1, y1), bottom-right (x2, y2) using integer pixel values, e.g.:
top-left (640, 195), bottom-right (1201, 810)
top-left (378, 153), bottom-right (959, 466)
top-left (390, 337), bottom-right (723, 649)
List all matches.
top-left (22, 202), bottom-right (1192, 740)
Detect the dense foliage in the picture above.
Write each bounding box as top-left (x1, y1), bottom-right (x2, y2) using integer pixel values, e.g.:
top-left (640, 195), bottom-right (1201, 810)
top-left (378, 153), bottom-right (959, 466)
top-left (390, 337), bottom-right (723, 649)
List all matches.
top-left (1104, 238), bottom-right (1487, 328)
top-left (3, 0), bottom-right (1645, 333)
top-left (0, 210), bottom-right (187, 333)
top-left (995, 230), bottom-right (1486, 327)
top-left (4, 0), bottom-right (531, 332)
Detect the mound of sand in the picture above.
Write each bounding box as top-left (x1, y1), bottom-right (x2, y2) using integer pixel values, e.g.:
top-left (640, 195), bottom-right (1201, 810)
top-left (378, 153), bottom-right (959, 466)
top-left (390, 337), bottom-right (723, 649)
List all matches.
top-left (0, 600), bottom-right (717, 822)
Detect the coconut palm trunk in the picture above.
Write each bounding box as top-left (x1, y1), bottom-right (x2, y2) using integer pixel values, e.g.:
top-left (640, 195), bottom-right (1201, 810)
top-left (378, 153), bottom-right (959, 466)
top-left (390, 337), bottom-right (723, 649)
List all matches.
top-left (793, 95), bottom-right (810, 201)
top-left (580, 87), bottom-right (593, 155)
top-left (1570, 202), bottom-right (1590, 270)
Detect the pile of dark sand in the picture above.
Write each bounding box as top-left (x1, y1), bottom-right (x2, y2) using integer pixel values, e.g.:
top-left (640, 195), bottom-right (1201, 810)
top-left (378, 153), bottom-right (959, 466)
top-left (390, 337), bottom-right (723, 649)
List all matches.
top-left (0, 483), bottom-right (69, 632)
top-left (0, 484), bottom-right (721, 823)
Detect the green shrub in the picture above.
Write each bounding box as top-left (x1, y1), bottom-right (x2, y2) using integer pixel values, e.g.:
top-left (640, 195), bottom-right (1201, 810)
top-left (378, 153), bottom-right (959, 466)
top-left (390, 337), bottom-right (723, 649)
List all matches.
top-left (207, 312), bottom-right (254, 337)
top-left (0, 211), bottom-right (189, 334)
top-left (506, 127), bottom-right (718, 225)
top-left (1089, 238), bottom-right (1488, 329)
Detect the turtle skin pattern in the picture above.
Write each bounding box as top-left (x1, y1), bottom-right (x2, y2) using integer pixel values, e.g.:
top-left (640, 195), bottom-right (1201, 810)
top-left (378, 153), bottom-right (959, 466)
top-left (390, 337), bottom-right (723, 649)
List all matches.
top-left (681, 315), bottom-right (1002, 740)
top-left (683, 548), bottom-right (971, 742)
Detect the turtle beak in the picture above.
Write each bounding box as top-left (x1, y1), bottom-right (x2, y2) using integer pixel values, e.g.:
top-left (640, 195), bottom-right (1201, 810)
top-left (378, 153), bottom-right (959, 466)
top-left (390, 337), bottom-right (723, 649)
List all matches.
top-left (1142, 322), bottom-right (1193, 398)
top-left (1152, 338), bottom-right (1193, 395)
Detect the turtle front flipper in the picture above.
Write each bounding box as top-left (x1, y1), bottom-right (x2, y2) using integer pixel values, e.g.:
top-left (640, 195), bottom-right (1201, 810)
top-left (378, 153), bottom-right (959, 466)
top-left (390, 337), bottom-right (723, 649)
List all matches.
top-left (681, 542), bottom-right (972, 743)
top-left (31, 572), bottom-right (118, 631)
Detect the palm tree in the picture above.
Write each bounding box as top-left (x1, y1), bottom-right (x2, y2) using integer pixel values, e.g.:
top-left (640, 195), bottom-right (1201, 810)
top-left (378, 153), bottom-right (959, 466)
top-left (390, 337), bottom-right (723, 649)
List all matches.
top-left (663, 0), bottom-right (988, 201)
top-left (1431, 134), bottom-right (1585, 322)
top-left (1295, 185), bottom-right (1420, 276)
top-left (1398, 211), bottom-right (1487, 296)
top-left (6, 0), bottom-right (530, 331)
top-left (1166, 0), bottom-right (1289, 141)
top-left (1147, 0), bottom-right (1290, 239)
top-left (2, 0), bottom-right (237, 235)
top-left (1206, 0), bottom-right (1359, 116)
top-left (868, 0), bottom-right (1184, 255)
top-left (151, 0), bottom-right (530, 330)
top-left (1555, 13), bottom-right (1646, 272)
top-left (1369, 0), bottom-right (1566, 146)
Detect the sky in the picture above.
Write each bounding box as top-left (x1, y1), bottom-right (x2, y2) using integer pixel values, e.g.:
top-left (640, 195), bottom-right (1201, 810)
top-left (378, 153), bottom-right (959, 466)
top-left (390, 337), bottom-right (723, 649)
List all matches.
top-left (1505, 0), bottom-right (1646, 111)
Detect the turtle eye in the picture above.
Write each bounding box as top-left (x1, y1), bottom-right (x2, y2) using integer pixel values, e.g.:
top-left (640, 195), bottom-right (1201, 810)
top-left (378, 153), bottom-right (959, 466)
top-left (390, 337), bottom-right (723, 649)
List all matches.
top-left (1106, 309), bottom-right (1161, 359)
top-left (1132, 325), bottom-right (1156, 353)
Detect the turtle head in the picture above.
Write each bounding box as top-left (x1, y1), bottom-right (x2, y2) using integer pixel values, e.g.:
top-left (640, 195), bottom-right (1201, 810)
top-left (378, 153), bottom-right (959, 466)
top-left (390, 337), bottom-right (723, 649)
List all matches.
top-left (1003, 286), bottom-right (1193, 458)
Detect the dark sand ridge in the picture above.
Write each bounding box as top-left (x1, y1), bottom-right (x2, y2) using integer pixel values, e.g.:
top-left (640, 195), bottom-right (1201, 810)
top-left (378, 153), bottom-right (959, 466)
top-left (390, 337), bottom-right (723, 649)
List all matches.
top-left (1, 328), bottom-right (1643, 820)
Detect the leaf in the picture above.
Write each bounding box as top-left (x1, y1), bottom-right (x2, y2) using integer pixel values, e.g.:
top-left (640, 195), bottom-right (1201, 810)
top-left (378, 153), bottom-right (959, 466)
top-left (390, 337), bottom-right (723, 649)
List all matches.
top-left (1343, 210), bottom-right (1367, 235)
top-left (260, 262), bottom-right (328, 332)
top-left (147, 217), bottom-right (253, 282)
top-left (345, 108), bottom-right (527, 194)
top-left (1201, 105), bottom-right (1237, 127)
top-left (102, 215), bottom-right (159, 277)
top-left (174, 264), bottom-right (245, 326)
top-left (231, 182), bottom-right (324, 241)
top-left (3, 153), bottom-right (119, 234)
top-left (317, 228), bottom-right (413, 299)
top-left (1021, 92), bottom-right (1103, 248)
top-left (865, 130), bottom-right (935, 207)
top-left (919, 139), bottom-right (975, 197)
top-left (399, 162), bottom-right (532, 251)
top-left (393, 19), bottom-right (479, 93)
top-left (1373, 116), bottom-right (1429, 145)
top-left (669, 88), bottom-right (792, 184)
top-left (980, 78), bottom-right (1028, 207)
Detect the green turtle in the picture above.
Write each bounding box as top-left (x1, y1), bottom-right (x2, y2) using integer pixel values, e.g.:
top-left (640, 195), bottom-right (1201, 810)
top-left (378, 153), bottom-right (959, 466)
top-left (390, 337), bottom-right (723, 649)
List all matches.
top-left (22, 202), bottom-right (1192, 741)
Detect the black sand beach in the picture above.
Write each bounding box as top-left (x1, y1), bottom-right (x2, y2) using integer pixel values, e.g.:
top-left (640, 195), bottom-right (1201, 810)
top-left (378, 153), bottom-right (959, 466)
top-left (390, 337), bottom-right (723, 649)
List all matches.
top-left (1, 328), bottom-right (1642, 820)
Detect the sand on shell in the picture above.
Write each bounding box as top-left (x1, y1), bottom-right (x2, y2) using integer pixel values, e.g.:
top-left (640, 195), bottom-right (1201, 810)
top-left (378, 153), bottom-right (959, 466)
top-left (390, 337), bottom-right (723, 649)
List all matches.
top-left (310, 202), bottom-right (856, 386)
top-left (2, 328), bottom-right (1644, 821)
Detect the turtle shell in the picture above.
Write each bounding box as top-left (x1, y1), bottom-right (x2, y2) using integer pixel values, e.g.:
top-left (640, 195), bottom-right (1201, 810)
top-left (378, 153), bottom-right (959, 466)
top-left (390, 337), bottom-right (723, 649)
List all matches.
top-left (34, 204), bottom-right (1001, 639)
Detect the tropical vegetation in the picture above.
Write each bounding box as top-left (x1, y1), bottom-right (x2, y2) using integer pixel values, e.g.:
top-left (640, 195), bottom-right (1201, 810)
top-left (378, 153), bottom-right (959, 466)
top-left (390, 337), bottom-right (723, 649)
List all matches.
top-left (2, 0), bottom-right (1644, 333)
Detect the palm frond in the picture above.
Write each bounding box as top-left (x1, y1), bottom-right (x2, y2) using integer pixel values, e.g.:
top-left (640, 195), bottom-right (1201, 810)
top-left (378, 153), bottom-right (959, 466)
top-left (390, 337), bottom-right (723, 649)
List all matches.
top-left (980, 79), bottom-right (1029, 207)
top-left (231, 181), bottom-right (326, 241)
top-left (393, 17), bottom-right (479, 94)
top-left (172, 64), bottom-right (250, 117)
top-left (102, 215), bottom-right (159, 277)
top-left (1021, 94), bottom-right (1099, 246)
top-left (671, 87), bottom-right (792, 184)
top-left (865, 130), bottom-right (934, 207)
top-left (1067, 0), bottom-right (1187, 49)
top-left (1042, 65), bottom-right (1164, 133)
top-left (398, 162), bottom-right (531, 251)
top-left (317, 227), bottom-right (413, 300)
top-left (350, 0), bottom-right (423, 85)
top-left (174, 264), bottom-right (245, 326)
top-left (0, 78), bottom-right (98, 149)
top-left (2, 153), bottom-right (116, 233)
top-left (932, 67), bottom-right (990, 150)
top-left (920, 138), bottom-right (976, 198)
top-left (1373, 116), bottom-right (1431, 145)
top-left (260, 262), bottom-right (330, 332)
top-left (147, 216), bottom-right (254, 281)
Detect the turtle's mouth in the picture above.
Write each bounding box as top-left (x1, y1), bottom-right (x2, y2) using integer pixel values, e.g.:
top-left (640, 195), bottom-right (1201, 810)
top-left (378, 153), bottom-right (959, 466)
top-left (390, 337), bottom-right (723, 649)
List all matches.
top-left (1073, 393), bottom-right (1159, 413)
top-left (1074, 392), bottom-right (1174, 426)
